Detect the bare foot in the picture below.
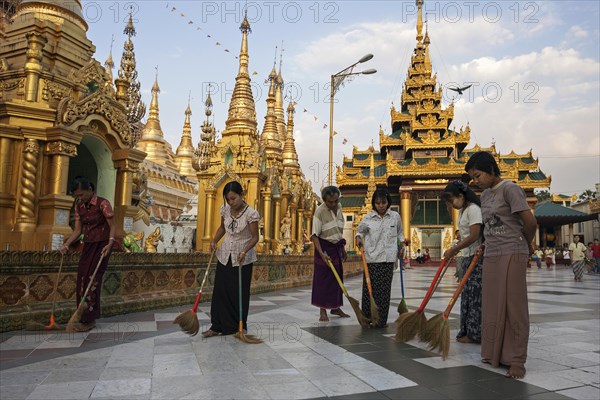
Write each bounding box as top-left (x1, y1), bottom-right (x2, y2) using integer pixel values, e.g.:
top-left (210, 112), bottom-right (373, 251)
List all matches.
top-left (331, 308), bottom-right (350, 318)
top-left (481, 358), bottom-right (491, 365)
top-left (201, 329), bottom-right (220, 338)
top-left (506, 365), bottom-right (526, 379)
top-left (319, 309), bottom-right (329, 322)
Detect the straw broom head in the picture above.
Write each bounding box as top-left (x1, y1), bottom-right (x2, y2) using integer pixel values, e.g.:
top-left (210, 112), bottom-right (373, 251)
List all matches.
top-left (235, 321), bottom-right (263, 344)
top-left (395, 311), bottom-right (426, 342)
top-left (369, 297), bottom-right (380, 327)
top-left (65, 302), bottom-right (85, 332)
top-left (174, 311), bottom-right (200, 336)
top-left (439, 320), bottom-right (451, 360)
top-left (397, 298), bottom-right (409, 315)
top-left (419, 313), bottom-right (443, 344)
top-left (348, 295), bottom-right (371, 328)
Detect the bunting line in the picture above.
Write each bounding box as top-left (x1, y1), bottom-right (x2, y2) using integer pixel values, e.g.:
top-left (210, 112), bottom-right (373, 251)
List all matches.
top-left (165, 2), bottom-right (355, 151)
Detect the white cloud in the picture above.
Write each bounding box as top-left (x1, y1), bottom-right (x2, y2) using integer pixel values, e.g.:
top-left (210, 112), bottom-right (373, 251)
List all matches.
top-left (568, 25), bottom-right (589, 38)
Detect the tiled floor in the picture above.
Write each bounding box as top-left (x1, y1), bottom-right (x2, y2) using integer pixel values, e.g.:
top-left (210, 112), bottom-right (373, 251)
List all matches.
top-left (1, 264), bottom-right (598, 399)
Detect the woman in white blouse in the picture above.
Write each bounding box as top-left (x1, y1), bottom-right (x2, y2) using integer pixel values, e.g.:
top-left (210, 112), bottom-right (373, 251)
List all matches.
top-left (202, 181), bottom-right (260, 338)
top-left (355, 189), bottom-right (404, 328)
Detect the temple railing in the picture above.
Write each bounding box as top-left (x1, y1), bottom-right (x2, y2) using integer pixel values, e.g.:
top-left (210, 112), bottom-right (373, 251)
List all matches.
top-left (0, 251), bottom-right (362, 332)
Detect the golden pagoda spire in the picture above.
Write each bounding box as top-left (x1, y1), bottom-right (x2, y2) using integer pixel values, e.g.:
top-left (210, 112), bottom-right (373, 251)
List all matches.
top-left (136, 68), bottom-right (176, 169)
top-left (275, 43), bottom-right (286, 147)
top-left (175, 94), bottom-right (197, 180)
top-left (15, 0), bottom-right (88, 31)
top-left (118, 7), bottom-right (146, 124)
top-left (261, 67), bottom-right (282, 162)
top-left (222, 12), bottom-right (257, 137)
top-left (194, 89), bottom-right (216, 172)
top-left (416, 0), bottom-right (424, 42)
top-left (282, 99), bottom-right (299, 169)
top-left (104, 35), bottom-right (115, 93)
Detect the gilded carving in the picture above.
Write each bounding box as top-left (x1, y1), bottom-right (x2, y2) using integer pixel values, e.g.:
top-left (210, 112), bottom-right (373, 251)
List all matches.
top-left (411, 230), bottom-right (421, 254)
top-left (144, 227), bottom-right (163, 253)
top-left (46, 141), bottom-right (77, 156)
top-left (57, 93), bottom-right (132, 145)
top-left (17, 139), bottom-right (39, 221)
top-left (42, 80), bottom-right (71, 101)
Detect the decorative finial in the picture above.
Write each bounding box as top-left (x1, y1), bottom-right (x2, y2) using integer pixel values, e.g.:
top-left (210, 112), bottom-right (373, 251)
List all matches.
top-left (155, 65), bottom-right (158, 80)
top-left (110, 34), bottom-right (114, 53)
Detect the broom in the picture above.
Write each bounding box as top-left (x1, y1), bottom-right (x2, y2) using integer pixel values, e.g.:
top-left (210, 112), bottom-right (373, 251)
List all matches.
top-left (25, 253), bottom-right (64, 331)
top-left (174, 250), bottom-right (215, 336)
top-left (360, 248), bottom-right (379, 327)
top-left (65, 254), bottom-right (104, 333)
top-left (395, 257), bottom-right (450, 342)
top-left (397, 256), bottom-right (409, 315)
top-left (234, 264), bottom-right (263, 344)
top-left (325, 258), bottom-right (371, 328)
top-left (423, 246), bottom-right (484, 359)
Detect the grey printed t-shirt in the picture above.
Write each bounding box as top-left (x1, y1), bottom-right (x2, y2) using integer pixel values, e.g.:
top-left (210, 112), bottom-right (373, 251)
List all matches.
top-left (480, 180), bottom-right (530, 257)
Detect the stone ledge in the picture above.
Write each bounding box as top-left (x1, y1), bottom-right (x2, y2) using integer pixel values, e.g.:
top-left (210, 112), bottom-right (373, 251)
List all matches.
top-left (0, 251), bottom-right (362, 332)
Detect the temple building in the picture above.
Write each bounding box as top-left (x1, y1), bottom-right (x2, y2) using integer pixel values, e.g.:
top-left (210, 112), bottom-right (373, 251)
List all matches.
top-left (0, 0), bottom-right (148, 250)
top-left (336, 0), bottom-right (551, 260)
top-left (0, 1), bottom-right (316, 253)
top-left (192, 15), bottom-right (316, 254)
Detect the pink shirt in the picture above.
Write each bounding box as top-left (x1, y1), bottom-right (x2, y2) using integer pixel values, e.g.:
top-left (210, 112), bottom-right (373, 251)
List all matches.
top-left (74, 195), bottom-right (114, 243)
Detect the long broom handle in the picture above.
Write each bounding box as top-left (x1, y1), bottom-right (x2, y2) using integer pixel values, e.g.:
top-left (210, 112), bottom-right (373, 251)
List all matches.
top-left (399, 257), bottom-right (405, 298)
top-left (50, 253), bottom-right (64, 315)
top-left (78, 254), bottom-right (105, 307)
top-left (238, 263), bottom-right (243, 332)
top-left (416, 258), bottom-right (449, 313)
top-left (325, 258), bottom-right (350, 298)
top-left (360, 249), bottom-right (374, 297)
top-left (191, 250), bottom-right (215, 313)
top-left (429, 259), bottom-right (452, 300)
top-left (443, 246), bottom-right (484, 320)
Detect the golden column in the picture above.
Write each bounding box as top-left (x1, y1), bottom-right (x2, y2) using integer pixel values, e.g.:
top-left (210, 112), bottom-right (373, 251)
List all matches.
top-left (296, 207), bottom-right (304, 252)
top-left (204, 190), bottom-right (216, 244)
top-left (112, 148), bottom-right (145, 236)
top-left (24, 32), bottom-right (47, 102)
top-left (263, 189), bottom-right (272, 253)
top-left (290, 202), bottom-right (298, 251)
top-left (0, 131), bottom-right (19, 236)
top-left (15, 139), bottom-right (40, 234)
top-left (36, 131), bottom-right (79, 247)
top-left (452, 208), bottom-right (460, 233)
top-left (273, 196), bottom-right (281, 245)
top-left (400, 187), bottom-right (412, 266)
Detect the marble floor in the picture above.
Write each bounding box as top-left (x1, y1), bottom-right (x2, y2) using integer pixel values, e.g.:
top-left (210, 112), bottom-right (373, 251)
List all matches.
top-left (1, 264), bottom-right (598, 399)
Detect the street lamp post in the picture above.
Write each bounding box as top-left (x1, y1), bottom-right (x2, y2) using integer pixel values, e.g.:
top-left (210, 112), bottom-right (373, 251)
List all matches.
top-left (328, 54), bottom-right (376, 186)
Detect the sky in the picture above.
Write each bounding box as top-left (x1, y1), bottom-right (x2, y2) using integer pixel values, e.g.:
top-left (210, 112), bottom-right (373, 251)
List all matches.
top-left (81, 0), bottom-right (600, 197)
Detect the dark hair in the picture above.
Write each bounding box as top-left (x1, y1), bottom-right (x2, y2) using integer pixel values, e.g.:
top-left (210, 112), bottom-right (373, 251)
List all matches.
top-left (321, 185), bottom-right (340, 200)
top-left (441, 180), bottom-right (481, 206)
top-left (71, 176), bottom-right (94, 193)
top-left (371, 188), bottom-right (392, 210)
top-left (465, 151), bottom-right (500, 176)
top-left (223, 181), bottom-right (243, 199)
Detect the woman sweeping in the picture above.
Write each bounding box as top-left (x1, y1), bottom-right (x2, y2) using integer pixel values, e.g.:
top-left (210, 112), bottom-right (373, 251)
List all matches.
top-left (466, 151), bottom-right (537, 380)
top-left (355, 189), bottom-right (404, 328)
top-left (59, 177), bottom-right (116, 332)
top-left (202, 181), bottom-right (260, 338)
top-left (441, 180), bottom-right (483, 344)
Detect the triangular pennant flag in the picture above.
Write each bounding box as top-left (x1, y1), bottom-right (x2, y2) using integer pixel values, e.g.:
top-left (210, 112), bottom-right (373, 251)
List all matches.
top-left (188, 21), bottom-right (193, 24)
top-left (334, 131), bottom-right (339, 136)
top-left (171, 7), bottom-right (176, 11)
top-left (323, 124), bottom-right (327, 129)
top-left (252, 71), bottom-right (258, 75)
top-left (216, 42), bottom-right (221, 46)
top-left (313, 116), bottom-right (318, 121)
top-left (342, 138), bottom-right (347, 144)
top-left (224, 49), bottom-right (229, 52)
top-left (180, 12), bottom-right (185, 17)
top-left (303, 109), bottom-right (307, 112)
top-left (207, 34), bottom-right (211, 38)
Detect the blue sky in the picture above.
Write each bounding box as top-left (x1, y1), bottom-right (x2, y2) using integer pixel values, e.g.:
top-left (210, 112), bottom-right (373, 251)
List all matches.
top-left (82, 1), bottom-right (600, 196)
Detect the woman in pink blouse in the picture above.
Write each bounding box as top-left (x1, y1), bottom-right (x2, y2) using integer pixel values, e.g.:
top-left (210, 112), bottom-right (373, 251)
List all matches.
top-left (203, 181), bottom-right (260, 338)
top-left (59, 177), bottom-right (116, 332)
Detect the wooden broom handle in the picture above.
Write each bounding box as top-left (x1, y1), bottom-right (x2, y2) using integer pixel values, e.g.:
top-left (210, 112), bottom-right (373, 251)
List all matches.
top-left (192, 250), bottom-right (215, 312)
top-left (416, 258), bottom-right (448, 313)
top-left (325, 258), bottom-right (350, 298)
top-left (360, 249), bottom-right (375, 297)
top-left (443, 245), bottom-right (484, 319)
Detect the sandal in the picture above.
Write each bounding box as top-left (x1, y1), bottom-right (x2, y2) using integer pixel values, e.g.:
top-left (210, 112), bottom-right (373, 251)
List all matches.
top-left (201, 329), bottom-right (220, 338)
top-left (73, 323), bottom-right (95, 332)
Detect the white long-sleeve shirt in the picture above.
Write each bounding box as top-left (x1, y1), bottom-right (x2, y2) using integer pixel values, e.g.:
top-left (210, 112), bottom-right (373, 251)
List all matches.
top-left (356, 209), bottom-right (404, 263)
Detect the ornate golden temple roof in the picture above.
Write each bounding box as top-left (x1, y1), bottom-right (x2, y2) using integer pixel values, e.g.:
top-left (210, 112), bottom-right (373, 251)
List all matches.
top-left (337, 0), bottom-right (551, 192)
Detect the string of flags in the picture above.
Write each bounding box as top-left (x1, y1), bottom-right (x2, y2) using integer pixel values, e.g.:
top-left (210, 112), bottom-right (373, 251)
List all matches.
top-left (165, 2), bottom-right (355, 150)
